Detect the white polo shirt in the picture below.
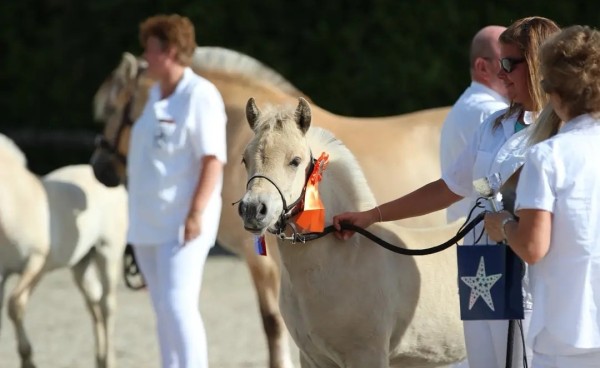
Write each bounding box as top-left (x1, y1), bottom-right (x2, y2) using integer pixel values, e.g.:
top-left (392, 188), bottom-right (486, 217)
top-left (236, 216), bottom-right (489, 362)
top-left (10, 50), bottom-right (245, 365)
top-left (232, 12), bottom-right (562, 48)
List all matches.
top-left (515, 114), bottom-right (600, 355)
top-left (127, 67), bottom-right (227, 245)
top-left (440, 82), bottom-right (508, 222)
top-left (443, 108), bottom-right (534, 311)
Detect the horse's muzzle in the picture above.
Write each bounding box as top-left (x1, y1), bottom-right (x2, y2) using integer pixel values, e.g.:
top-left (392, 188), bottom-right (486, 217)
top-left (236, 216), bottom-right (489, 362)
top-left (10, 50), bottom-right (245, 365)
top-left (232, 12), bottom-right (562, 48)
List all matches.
top-left (91, 153), bottom-right (121, 188)
top-left (238, 196), bottom-right (271, 232)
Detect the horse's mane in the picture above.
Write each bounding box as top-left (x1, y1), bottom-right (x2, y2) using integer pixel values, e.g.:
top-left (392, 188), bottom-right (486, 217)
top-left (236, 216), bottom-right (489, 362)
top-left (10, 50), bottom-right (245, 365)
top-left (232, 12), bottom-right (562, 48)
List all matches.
top-left (305, 127), bottom-right (377, 211)
top-left (192, 47), bottom-right (307, 98)
top-left (0, 133), bottom-right (27, 166)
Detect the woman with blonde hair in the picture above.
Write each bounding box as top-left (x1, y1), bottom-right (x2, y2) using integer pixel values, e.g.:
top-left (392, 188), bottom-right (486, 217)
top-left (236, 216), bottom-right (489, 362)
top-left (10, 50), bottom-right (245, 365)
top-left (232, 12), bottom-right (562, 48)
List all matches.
top-left (485, 25), bottom-right (600, 367)
top-left (334, 16), bottom-right (560, 367)
top-left (128, 14), bottom-right (227, 368)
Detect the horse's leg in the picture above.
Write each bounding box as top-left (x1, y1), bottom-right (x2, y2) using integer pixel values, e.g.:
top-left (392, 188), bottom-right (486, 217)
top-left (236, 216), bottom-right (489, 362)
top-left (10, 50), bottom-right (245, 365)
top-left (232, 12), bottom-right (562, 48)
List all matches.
top-left (71, 248), bottom-right (113, 368)
top-left (92, 242), bottom-right (120, 368)
top-left (7, 253), bottom-right (46, 368)
top-left (242, 237), bottom-right (294, 368)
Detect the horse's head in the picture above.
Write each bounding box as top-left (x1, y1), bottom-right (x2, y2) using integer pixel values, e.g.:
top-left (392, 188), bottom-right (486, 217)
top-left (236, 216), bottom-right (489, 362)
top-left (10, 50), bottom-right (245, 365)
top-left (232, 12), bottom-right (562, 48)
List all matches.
top-left (90, 52), bottom-right (153, 187)
top-left (238, 97), bottom-right (314, 234)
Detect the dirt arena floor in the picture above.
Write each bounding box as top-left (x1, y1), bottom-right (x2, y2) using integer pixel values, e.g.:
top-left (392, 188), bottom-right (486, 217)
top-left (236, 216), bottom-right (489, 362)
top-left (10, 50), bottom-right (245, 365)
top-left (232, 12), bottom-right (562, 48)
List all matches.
top-left (0, 253), bottom-right (300, 368)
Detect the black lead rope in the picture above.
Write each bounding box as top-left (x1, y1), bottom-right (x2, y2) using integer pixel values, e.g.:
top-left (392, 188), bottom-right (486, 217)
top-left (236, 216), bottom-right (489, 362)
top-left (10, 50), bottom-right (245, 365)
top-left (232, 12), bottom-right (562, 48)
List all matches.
top-left (288, 212), bottom-right (485, 256)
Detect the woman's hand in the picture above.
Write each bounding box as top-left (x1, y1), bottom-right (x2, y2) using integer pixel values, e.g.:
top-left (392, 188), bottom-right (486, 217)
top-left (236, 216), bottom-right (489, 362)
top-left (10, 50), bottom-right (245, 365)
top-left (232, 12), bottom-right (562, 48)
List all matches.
top-left (332, 208), bottom-right (379, 240)
top-left (184, 211), bottom-right (202, 242)
top-left (484, 211), bottom-right (514, 242)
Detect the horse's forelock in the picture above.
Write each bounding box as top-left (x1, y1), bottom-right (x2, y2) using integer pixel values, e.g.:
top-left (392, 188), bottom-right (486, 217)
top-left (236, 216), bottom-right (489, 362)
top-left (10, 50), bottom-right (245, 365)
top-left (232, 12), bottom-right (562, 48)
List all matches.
top-left (251, 105), bottom-right (298, 133)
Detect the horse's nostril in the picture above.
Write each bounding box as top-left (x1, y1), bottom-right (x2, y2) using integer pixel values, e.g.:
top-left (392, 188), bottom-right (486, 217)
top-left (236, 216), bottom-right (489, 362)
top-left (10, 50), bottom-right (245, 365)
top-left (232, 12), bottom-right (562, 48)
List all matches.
top-left (258, 203), bottom-right (267, 217)
top-left (238, 201), bottom-right (247, 217)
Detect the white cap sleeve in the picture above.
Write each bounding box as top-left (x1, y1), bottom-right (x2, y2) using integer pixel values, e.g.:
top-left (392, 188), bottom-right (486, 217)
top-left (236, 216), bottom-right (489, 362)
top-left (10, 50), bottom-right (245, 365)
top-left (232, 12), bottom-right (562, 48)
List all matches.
top-left (515, 143), bottom-right (556, 213)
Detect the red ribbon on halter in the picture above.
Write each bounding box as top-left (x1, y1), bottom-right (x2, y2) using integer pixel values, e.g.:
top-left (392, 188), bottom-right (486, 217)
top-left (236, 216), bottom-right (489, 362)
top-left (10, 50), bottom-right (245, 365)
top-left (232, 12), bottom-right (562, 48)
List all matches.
top-left (295, 152), bottom-right (329, 233)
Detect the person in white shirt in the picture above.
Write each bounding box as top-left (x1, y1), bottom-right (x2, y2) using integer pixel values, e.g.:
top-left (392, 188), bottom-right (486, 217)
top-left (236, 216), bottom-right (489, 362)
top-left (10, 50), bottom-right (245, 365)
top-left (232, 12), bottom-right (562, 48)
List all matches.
top-left (127, 14), bottom-right (227, 368)
top-left (441, 25), bottom-right (509, 223)
top-left (485, 25), bottom-right (600, 368)
top-left (333, 17), bottom-right (560, 368)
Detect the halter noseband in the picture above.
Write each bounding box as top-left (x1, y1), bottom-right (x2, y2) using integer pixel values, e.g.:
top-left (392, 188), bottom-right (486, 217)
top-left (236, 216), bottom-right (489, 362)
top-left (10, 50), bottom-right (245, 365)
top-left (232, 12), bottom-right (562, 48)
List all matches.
top-left (245, 155), bottom-right (316, 236)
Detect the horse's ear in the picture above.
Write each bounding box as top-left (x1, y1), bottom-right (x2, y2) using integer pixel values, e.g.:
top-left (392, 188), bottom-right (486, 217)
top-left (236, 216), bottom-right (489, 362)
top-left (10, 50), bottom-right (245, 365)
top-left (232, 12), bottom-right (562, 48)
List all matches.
top-left (117, 52), bottom-right (138, 80)
top-left (246, 97), bottom-right (261, 130)
top-left (295, 97), bottom-right (311, 134)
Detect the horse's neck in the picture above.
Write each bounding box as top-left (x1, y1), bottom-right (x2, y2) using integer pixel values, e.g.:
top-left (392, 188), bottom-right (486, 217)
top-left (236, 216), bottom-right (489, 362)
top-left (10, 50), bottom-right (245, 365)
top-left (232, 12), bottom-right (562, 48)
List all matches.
top-left (306, 129), bottom-right (376, 223)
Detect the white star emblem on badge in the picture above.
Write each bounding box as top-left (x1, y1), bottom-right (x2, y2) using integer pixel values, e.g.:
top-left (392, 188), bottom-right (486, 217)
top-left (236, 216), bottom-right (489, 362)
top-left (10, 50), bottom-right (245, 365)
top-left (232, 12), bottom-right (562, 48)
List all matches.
top-left (460, 256), bottom-right (502, 311)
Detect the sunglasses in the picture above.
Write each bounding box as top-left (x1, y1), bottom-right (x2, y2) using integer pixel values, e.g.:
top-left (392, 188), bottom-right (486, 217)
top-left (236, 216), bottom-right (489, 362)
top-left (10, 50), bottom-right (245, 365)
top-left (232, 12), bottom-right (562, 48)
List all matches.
top-left (500, 57), bottom-right (526, 73)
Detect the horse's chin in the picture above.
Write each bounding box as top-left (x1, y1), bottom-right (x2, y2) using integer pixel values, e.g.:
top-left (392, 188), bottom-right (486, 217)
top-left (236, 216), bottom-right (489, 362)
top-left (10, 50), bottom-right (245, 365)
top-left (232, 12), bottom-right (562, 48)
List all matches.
top-left (243, 222), bottom-right (279, 237)
top-left (243, 225), bottom-right (269, 236)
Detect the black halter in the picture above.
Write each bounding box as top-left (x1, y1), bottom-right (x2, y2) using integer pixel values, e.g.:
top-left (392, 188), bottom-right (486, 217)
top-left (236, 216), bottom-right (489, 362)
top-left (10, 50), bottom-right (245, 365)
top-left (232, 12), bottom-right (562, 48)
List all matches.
top-left (245, 155), bottom-right (316, 236)
top-left (94, 65), bottom-right (147, 165)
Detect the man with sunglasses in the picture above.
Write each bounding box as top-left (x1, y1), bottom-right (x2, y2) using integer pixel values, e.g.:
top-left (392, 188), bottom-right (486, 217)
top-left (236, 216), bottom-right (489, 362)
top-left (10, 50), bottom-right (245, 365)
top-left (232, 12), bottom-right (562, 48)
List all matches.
top-left (440, 25), bottom-right (509, 224)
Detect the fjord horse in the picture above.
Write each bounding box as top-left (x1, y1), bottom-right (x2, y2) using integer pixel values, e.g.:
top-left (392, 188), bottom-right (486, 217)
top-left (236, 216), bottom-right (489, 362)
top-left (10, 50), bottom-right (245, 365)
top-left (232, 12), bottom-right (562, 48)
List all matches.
top-left (238, 98), bottom-right (465, 367)
top-left (0, 134), bottom-right (127, 368)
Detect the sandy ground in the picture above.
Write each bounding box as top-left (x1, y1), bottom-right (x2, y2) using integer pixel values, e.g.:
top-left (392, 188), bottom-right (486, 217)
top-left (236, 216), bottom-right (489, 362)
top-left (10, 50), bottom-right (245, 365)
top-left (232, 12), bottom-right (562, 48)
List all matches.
top-left (0, 253), bottom-right (300, 368)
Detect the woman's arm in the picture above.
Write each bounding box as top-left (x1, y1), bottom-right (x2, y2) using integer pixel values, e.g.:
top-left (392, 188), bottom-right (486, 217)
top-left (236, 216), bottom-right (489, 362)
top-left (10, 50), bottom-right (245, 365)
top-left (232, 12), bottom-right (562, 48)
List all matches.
top-left (484, 209), bottom-right (552, 264)
top-left (184, 155), bottom-right (223, 241)
top-left (333, 179), bottom-right (462, 240)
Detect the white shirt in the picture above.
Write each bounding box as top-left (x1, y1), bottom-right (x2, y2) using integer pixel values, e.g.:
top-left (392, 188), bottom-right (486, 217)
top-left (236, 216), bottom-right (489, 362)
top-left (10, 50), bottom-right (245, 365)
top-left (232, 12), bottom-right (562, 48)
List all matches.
top-left (127, 67), bottom-right (227, 244)
top-left (516, 114), bottom-right (600, 354)
top-left (442, 108), bottom-right (534, 309)
top-left (440, 82), bottom-right (508, 222)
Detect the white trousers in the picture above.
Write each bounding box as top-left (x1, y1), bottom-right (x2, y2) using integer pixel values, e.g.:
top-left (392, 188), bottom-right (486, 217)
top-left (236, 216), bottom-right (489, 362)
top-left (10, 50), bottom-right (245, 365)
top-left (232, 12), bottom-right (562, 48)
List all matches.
top-left (453, 310), bottom-right (533, 368)
top-left (133, 226), bottom-right (216, 368)
top-left (532, 350), bottom-right (600, 368)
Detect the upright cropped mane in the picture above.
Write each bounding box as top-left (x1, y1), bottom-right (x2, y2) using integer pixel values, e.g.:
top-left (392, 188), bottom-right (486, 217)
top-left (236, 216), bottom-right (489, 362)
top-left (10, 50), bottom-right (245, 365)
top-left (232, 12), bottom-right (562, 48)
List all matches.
top-left (305, 127), bottom-right (377, 211)
top-left (0, 133), bottom-right (27, 166)
top-left (193, 47), bottom-right (307, 98)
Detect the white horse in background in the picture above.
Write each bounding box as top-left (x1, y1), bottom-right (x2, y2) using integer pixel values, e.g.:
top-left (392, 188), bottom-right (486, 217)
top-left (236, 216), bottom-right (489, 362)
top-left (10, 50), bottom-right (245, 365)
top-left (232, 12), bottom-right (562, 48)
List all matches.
top-left (0, 134), bottom-right (127, 368)
top-left (238, 98), bottom-right (465, 367)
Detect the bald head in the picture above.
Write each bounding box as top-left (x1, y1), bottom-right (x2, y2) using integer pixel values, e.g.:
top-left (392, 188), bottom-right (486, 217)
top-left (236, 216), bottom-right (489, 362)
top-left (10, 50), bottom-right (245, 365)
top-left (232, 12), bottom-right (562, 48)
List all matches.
top-left (469, 25), bottom-right (508, 97)
top-left (469, 25), bottom-right (506, 68)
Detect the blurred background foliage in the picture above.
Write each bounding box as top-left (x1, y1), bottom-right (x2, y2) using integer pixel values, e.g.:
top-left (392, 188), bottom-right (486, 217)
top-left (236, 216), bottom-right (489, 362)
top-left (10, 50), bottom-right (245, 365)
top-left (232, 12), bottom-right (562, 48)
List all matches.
top-left (0, 0), bottom-right (598, 174)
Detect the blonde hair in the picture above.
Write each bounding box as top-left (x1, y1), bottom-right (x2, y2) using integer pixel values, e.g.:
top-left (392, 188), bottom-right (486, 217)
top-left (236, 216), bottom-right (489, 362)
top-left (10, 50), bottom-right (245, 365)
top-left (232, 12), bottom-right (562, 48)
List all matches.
top-left (540, 25), bottom-right (600, 119)
top-left (527, 104), bottom-right (562, 146)
top-left (494, 16), bottom-right (560, 127)
top-left (139, 14), bottom-right (197, 66)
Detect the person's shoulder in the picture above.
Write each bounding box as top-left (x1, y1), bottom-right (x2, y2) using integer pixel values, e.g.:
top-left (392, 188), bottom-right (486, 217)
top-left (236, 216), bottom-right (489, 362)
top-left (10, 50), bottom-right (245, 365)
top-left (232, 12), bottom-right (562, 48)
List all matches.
top-left (527, 139), bottom-right (555, 163)
top-left (481, 107), bottom-right (509, 128)
top-left (185, 72), bottom-right (222, 100)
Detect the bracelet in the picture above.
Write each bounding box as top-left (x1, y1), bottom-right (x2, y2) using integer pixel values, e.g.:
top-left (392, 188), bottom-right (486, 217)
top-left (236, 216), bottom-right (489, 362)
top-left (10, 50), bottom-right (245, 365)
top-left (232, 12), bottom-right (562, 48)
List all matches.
top-left (500, 216), bottom-right (517, 241)
top-left (375, 206), bottom-right (383, 222)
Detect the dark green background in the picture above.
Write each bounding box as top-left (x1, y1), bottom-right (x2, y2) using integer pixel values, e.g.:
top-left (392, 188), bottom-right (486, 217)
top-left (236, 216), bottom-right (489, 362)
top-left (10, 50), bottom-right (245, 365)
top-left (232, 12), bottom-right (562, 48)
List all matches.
top-left (1, 1), bottom-right (597, 174)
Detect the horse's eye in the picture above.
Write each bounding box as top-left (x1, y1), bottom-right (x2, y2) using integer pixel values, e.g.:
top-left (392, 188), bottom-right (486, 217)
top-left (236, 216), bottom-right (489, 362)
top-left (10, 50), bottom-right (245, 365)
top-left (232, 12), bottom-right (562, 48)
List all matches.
top-left (289, 157), bottom-right (301, 167)
top-left (241, 157), bottom-right (247, 166)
